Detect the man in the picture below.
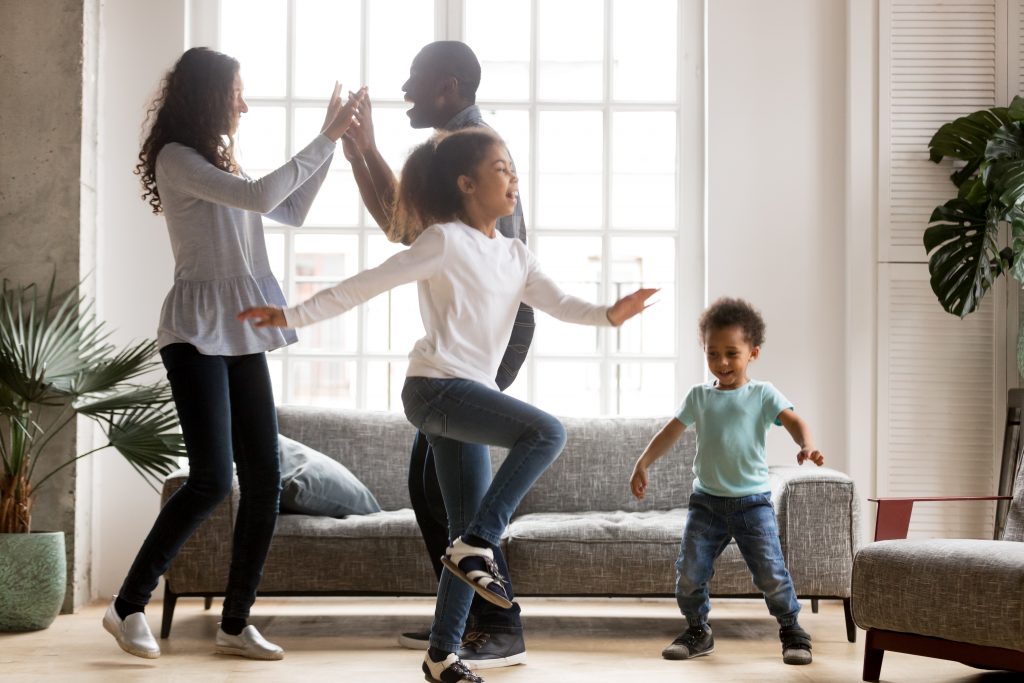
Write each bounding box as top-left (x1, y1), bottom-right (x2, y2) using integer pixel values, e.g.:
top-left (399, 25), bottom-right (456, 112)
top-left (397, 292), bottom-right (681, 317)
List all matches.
top-left (341, 40), bottom-right (533, 671)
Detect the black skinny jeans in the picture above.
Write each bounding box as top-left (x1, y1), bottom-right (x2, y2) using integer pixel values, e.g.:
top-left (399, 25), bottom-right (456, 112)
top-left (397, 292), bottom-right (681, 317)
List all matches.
top-left (118, 343), bottom-right (281, 620)
top-left (408, 302), bottom-right (535, 632)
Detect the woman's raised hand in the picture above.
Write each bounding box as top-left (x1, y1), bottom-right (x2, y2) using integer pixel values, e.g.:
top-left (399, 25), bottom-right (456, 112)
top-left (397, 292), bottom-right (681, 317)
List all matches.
top-left (322, 84), bottom-right (367, 142)
top-left (606, 288), bottom-right (659, 326)
top-left (237, 306), bottom-right (288, 328)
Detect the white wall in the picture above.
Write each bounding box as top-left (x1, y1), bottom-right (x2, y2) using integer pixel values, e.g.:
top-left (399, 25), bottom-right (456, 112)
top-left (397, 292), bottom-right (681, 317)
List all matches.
top-left (93, 0), bottom-right (186, 599)
top-left (707, 1), bottom-right (850, 473)
top-left (91, 0), bottom-right (867, 597)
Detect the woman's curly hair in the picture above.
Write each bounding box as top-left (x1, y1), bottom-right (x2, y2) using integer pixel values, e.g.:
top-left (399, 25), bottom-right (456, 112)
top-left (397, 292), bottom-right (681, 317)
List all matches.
top-left (698, 297), bottom-right (766, 347)
top-left (387, 127), bottom-right (504, 245)
top-left (135, 47), bottom-right (240, 214)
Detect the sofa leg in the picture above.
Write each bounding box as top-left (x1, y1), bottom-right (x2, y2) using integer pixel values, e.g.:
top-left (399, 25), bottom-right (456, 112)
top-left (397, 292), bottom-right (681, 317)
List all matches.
top-left (862, 629), bottom-right (884, 681)
top-left (161, 584), bottom-right (178, 639)
top-left (204, 596), bottom-right (213, 610)
top-left (844, 598), bottom-right (856, 643)
top-left (811, 598), bottom-right (819, 613)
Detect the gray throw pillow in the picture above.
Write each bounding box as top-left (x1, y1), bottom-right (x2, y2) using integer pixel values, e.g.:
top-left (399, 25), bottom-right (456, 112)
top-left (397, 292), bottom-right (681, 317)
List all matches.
top-left (278, 434), bottom-right (381, 517)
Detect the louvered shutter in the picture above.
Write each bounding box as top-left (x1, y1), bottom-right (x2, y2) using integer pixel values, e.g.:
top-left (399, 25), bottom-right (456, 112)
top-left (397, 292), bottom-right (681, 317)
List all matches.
top-left (878, 0), bottom-right (1007, 537)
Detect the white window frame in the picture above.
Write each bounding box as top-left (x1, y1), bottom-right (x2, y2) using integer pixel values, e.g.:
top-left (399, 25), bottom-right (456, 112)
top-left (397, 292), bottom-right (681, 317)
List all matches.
top-left (189, 0), bottom-right (706, 415)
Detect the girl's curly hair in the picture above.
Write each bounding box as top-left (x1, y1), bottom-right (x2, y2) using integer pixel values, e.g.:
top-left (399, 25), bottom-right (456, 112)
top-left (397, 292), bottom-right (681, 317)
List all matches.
top-left (135, 47), bottom-right (240, 214)
top-left (698, 297), bottom-right (766, 347)
top-left (387, 127), bottom-right (504, 245)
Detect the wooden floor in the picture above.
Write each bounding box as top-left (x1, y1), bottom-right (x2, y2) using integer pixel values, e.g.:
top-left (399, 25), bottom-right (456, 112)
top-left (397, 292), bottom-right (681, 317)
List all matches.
top-left (0, 597), bottom-right (1017, 682)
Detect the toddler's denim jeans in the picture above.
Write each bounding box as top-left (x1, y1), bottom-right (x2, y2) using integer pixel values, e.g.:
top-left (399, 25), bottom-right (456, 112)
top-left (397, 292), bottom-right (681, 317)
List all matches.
top-left (675, 490), bottom-right (801, 628)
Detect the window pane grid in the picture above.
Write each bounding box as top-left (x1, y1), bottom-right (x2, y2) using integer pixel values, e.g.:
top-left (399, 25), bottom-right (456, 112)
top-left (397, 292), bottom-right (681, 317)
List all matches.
top-left (220, 0), bottom-right (685, 414)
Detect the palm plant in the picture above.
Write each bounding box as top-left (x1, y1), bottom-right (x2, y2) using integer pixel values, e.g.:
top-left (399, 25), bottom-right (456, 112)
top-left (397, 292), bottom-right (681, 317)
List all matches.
top-left (924, 95), bottom-right (1024, 328)
top-left (0, 277), bottom-right (184, 534)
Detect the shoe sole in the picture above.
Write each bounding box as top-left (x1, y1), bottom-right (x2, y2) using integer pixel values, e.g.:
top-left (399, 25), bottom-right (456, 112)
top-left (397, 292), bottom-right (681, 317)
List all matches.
top-left (662, 645), bottom-right (714, 660)
top-left (102, 613), bottom-right (160, 659)
top-left (441, 556), bottom-right (513, 609)
top-left (462, 651), bottom-right (527, 670)
top-left (783, 651), bottom-right (812, 665)
top-left (215, 644), bottom-right (284, 660)
top-left (397, 633), bottom-right (431, 650)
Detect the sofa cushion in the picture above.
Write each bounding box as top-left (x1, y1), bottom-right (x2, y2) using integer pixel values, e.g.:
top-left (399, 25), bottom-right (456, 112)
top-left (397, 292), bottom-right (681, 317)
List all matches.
top-left (510, 416), bottom-right (697, 515)
top-left (277, 406), bottom-right (415, 510)
top-left (852, 538), bottom-right (1024, 651)
top-left (260, 509), bottom-right (437, 594)
top-left (279, 434), bottom-right (381, 517)
top-left (505, 510), bottom-right (758, 596)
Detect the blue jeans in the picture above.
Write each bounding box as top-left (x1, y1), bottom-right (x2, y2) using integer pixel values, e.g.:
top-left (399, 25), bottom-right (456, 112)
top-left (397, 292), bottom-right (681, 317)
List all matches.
top-left (406, 303), bottom-right (534, 632)
top-left (118, 343), bottom-right (281, 620)
top-left (402, 376), bottom-right (566, 653)
top-left (675, 490), bottom-right (800, 628)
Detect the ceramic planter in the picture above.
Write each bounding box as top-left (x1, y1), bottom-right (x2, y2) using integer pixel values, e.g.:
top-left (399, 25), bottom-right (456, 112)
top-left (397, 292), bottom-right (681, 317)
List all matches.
top-left (0, 531), bottom-right (66, 631)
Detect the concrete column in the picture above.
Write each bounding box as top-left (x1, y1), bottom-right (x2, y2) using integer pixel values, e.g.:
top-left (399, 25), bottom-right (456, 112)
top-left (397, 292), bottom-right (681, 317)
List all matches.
top-left (0, 0), bottom-right (100, 612)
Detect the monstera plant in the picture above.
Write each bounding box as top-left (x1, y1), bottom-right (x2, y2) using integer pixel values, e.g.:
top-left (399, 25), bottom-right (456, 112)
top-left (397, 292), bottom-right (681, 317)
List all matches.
top-left (924, 95), bottom-right (1024, 373)
top-left (0, 276), bottom-right (185, 534)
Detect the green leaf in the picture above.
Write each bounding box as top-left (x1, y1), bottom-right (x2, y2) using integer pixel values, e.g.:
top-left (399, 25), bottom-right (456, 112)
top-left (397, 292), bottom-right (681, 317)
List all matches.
top-left (74, 385), bottom-right (173, 416)
top-left (69, 340), bottom-right (161, 396)
top-left (929, 107), bottom-right (1012, 186)
top-left (1009, 95), bottom-right (1024, 122)
top-left (104, 407), bottom-right (185, 487)
top-left (988, 158), bottom-right (1024, 210)
top-left (923, 198), bottom-right (1004, 317)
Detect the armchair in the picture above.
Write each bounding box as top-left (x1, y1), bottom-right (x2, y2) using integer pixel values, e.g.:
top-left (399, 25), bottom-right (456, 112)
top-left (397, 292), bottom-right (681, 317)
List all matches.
top-left (851, 469), bottom-right (1024, 680)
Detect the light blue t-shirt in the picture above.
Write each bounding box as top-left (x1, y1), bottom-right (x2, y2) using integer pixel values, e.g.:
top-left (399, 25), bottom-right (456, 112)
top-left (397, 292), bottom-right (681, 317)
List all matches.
top-left (675, 379), bottom-right (793, 497)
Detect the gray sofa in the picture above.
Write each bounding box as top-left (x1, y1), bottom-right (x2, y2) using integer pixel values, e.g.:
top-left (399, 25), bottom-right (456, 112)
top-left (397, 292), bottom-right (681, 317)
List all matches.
top-left (159, 406), bottom-right (860, 640)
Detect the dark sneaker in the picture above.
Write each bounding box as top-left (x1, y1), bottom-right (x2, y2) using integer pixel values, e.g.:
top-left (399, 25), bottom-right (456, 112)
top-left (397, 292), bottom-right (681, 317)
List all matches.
top-left (441, 537), bottom-right (512, 609)
top-left (422, 652), bottom-right (484, 682)
top-left (661, 624), bottom-right (714, 660)
top-left (780, 624), bottom-right (812, 665)
top-left (458, 629), bottom-right (527, 670)
top-left (398, 628), bottom-right (431, 650)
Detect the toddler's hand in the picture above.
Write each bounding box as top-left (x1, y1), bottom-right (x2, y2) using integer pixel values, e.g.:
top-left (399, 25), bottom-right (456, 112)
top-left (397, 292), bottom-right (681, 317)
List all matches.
top-left (629, 463), bottom-right (649, 500)
top-left (797, 447), bottom-right (824, 466)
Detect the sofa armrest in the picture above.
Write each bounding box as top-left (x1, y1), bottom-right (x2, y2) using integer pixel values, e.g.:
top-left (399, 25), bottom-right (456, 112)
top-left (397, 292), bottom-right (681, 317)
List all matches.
top-left (868, 496), bottom-right (1011, 541)
top-left (161, 468), bottom-right (238, 594)
top-left (769, 466), bottom-right (860, 598)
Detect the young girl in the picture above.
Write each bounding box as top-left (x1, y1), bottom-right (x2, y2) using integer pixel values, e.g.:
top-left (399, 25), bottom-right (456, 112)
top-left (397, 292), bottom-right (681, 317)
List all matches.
top-left (239, 127), bottom-right (655, 683)
top-left (629, 297), bottom-right (824, 666)
top-left (104, 47), bottom-right (363, 661)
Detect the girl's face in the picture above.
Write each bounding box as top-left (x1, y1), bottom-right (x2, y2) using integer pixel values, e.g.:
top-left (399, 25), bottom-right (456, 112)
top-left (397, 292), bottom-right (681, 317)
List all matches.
top-left (228, 70), bottom-right (248, 135)
top-left (703, 324), bottom-right (759, 390)
top-left (461, 143), bottom-right (518, 221)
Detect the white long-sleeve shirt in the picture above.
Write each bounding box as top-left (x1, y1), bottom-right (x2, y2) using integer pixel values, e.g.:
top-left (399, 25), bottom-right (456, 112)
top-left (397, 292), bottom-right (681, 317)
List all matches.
top-left (285, 220), bottom-right (612, 389)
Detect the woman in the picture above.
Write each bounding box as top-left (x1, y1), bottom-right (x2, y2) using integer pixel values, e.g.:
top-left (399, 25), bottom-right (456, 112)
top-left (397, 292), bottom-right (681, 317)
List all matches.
top-left (239, 127), bottom-right (655, 681)
top-left (103, 46), bottom-right (364, 661)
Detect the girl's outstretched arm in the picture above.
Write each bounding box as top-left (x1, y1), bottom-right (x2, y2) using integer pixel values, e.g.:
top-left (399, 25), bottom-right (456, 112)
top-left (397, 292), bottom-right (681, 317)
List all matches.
top-left (607, 288), bottom-right (659, 326)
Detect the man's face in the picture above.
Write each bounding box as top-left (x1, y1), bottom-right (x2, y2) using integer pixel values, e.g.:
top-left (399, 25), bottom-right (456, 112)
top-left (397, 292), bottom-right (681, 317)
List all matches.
top-left (401, 54), bottom-right (446, 129)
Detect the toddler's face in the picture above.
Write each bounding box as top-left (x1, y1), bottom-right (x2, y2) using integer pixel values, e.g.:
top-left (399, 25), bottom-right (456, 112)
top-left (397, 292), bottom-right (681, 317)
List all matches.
top-left (703, 325), bottom-right (759, 390)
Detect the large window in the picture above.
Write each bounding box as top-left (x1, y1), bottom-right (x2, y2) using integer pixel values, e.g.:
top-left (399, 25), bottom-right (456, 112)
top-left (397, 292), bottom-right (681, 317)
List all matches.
top-left (191, 0), bottom-right (702, 416)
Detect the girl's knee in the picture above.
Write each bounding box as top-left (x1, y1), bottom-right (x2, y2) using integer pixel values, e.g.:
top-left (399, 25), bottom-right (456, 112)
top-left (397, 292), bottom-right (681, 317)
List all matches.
top-left (536, 414), bottom-right (566, 449)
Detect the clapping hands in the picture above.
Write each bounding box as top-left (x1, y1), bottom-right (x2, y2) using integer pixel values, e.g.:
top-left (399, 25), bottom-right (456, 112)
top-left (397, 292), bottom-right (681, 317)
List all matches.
top-left (321, 83), bottom-right (367, 142)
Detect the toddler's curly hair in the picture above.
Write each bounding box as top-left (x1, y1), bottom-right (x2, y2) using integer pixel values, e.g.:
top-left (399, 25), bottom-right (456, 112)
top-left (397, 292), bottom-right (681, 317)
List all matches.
top-left (698, 297), bottom-right (766, 347)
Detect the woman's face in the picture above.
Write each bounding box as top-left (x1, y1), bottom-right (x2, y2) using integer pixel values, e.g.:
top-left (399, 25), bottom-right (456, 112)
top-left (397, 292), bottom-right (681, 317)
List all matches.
top-left (228, 70), bottom-right (248, 135)
top-left (462, 143), bottom-right (519, 219)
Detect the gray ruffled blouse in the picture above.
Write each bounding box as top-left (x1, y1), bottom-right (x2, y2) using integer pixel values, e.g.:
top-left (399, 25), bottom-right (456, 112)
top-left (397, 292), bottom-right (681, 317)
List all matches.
top-left (154, 134), bottom-right (335, 356)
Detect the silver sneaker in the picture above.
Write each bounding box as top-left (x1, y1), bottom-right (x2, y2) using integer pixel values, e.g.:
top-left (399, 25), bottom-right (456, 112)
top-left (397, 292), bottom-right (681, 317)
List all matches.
top-left (102, 599), bottom-right (160, 659)
top-left (215, 624), bottom-right (284, 660)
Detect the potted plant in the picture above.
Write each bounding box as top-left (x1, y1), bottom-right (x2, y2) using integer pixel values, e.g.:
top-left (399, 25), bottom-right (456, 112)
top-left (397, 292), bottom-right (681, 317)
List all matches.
top-left (0, 276), bottom-right (184, 631)
top-left (924, 95), bottom-right (1024, 373)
